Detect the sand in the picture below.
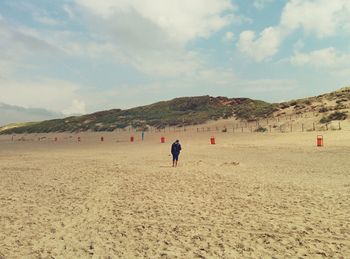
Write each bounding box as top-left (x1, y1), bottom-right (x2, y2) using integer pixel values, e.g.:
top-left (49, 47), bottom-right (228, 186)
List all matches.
top-left (0, 130), bottom-right (350, 258)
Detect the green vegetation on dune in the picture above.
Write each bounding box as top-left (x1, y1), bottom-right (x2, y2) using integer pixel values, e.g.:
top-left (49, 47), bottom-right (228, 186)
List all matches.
top-left (0, 95), bottom-right (277, 134)
top-left (233, 99), bottom-right (278, 120)
top-left (320, 111), bottom-right (348, 124)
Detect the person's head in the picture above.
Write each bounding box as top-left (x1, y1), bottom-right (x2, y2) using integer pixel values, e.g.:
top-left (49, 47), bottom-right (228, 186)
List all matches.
top-left (175, 139), bottom-right (179, 143)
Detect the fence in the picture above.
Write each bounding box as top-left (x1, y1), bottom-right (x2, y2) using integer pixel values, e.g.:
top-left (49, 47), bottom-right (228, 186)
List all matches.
top-left (114, 112), bottom-right (347, 134)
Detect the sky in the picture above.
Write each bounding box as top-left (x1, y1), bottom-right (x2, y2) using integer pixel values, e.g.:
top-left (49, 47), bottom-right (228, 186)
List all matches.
top-left (1, 0), bottom-right (350, 115)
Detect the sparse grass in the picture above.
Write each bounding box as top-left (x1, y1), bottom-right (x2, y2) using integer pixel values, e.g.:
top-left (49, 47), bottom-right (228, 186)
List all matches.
top-left (320, 111), bottom-right (348, 124)
top-left (255, 126), bottom-right (268, 133)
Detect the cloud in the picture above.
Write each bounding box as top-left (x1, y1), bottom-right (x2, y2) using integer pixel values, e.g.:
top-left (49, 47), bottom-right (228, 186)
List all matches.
top-left (0, 17), bottom-right (58, 64)
top-left (33, 15), bottom-right (61, 26)
top-left (281, 0), bottom-right (350, 38)
top-left (238, 0), bottom-right (350, 61)
top-left (237, 27), bottom-right (284, 62)
top-left (63, 4), bottom-right (75, 19)
top-left (0, 102), bottom-right (63, 126)
top-left (223, 31), bottom-right (234, 42)
top-left (62, 99), bottom-right (86, 115)
top-left (238, 78), bottom-right (298, 93)
top-left (76, 0), bottom-right (235, 44)
top-left (290, 47), bottom-right (350, 68)
top-left (0, 77), bottom-right (83, 113)
top-left (254, 0), bottom-right (274, 10)
top-left (70, 0), bottom-right (240, 79)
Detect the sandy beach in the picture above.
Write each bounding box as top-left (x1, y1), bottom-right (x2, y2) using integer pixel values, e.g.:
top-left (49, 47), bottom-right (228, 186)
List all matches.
top-left (1, 130), bottom-right (350, 258)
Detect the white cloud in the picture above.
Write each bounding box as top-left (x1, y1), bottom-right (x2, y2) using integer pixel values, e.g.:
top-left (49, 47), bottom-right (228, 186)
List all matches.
top-left (0, 18), bottom-right (57, 60)
top-left (239, 0), bottom-right (350, 61)
top-left (254, 0), bottom-right (274, 10)
top-left (237, 27), bottom-right (284, 62)
top-left (76, 0), bottom-right (235, 44)
top-left (62, 99), bottom-right (86, 115)
top-left (281, 0), bottom-right (350, 38)
top-left (290, 47), bottom-right (350, 68)
top-left (71, 0), bottom-right (243, 79)
top-left (34, 16), bottom-right (61, 26)
top-left (63, 4), bottom-right (75, 19)
top-left (238, 79), bottom-right (297, 93)
top-left (223, 31), bottom-right (234, 42)
top-left (0, 77), bottom-right (82, 112)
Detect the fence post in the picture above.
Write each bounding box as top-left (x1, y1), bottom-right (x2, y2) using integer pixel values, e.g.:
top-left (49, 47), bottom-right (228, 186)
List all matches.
top-left (302, 124), bottom-right (304, 132)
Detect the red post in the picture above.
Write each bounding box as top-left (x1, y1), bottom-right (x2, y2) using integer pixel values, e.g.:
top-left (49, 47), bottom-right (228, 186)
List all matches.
top-left (130, 136), bottom-right (134, 142)
top-left (160, 137), bottom-right (165, 143)
top-left (54, 137), bottom-right (58, 142)
top-left (101, 136), bottom-right (104, 142)
top-left (210, 136), bottom-right (215, 145)
top-left (78, 137), bottom-right (81, 142)
top-left (317, 135), bottom-right (323, 147)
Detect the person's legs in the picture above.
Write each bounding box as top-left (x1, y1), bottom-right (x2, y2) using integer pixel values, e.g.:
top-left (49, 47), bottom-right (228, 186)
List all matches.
top-left (174, 154), bottom-right (179, 167)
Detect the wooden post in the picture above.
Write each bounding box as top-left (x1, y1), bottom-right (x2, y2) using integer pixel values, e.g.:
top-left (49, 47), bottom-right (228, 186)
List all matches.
top-left (269, 125), bottom-right (271, 132)
top-left (242, 127), bottom-right (243, 133)
top-left (313, 123), bottom-right (315, 131)
top-left (290, 124), bottom-right (293, 132)
top-left (302, 124), bottom-right (304, 132)
top-left (339, 122), bottom-right (341, 130)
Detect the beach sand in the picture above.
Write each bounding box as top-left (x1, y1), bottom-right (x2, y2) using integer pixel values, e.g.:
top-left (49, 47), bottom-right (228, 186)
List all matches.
top-left (0, 131), bottom-right (350, 258)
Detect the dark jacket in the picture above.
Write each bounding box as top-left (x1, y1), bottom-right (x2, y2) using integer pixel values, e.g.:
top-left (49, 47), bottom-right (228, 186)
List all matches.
top-left (171, 142), bottom-right (182, 155)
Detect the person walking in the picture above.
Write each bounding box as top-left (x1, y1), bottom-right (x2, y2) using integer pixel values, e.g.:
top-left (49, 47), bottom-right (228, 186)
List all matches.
top-left (171, 140), bottom-right (182, 167)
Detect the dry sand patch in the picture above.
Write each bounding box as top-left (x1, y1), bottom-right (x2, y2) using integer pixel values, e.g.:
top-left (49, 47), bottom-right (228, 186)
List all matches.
top-left (0, 132), bottom-right (350, 258)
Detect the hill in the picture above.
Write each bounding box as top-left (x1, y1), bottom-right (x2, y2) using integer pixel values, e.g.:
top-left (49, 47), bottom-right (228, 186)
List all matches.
top-left (274, 87), bottom-right (350, 123)
top-left (1, 87), bottom-right (349, 135)
top-left (0, 96), bottom-right (277, 134)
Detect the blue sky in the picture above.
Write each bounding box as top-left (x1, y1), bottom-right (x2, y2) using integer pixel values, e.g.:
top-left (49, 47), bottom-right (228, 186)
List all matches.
top-left (1, 0), bottom-right (350, 115)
